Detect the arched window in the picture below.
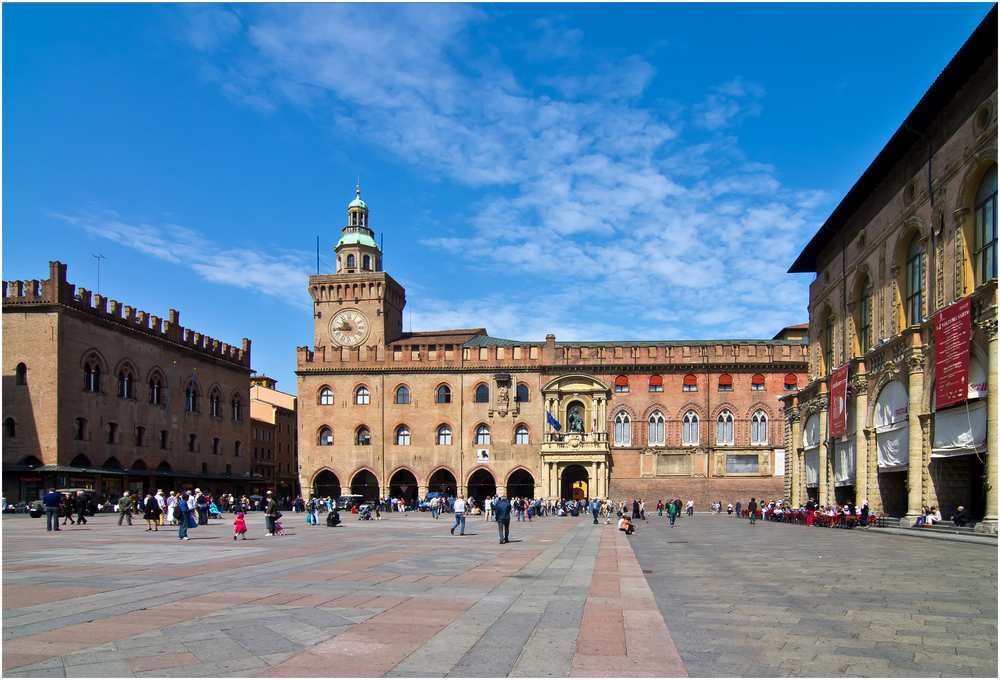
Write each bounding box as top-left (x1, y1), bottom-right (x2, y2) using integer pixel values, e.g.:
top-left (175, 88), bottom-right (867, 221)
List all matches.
top-left (117, 367), bottom-right (135, 399)
top-left (751, 374), bottom-right (765, 391)
top-left (3, 418), bottom-right (15, 437)
top-left (363, 255), bottom-right (372, 270)
top-left (395, 426), bottom-right (410, 445)
top-left (231, 395), bottom-right (243, 421)
top-left (716, 410), bottom-right (735, 445)
top-left (974, 163), bottom-right (997, 285)
top-left (107, 422), bottom-right (118, 444)
top-left (319, 387), bottom-right (334, 405)
top-left (718, 374), bottom-right (733, 391)
top-left (75, 417), bottom-right (88, 440)
top-left (135, 426), bottom-right (145, 446)
top-left (212, 437), bottom-right (221, 455)
top-left (319, 427), bottom-right (333, 446)
top-left (15, 363), bottom-right (27, 386)
top-left (346, 254), bottom-right (356, 269)
top-left (823, 309), bottom-right (836, 374)
top-left (682, 411), bottom-right (699, 445)
top-left (515, 424), bottom-right (529, 445)
top-left (784, 374), bottom-right (798, 391)
top-left (683, 374), bottom-right (697, 392)
top-left (905, 236), bottom-right (923, 326)
top-left (750, 411), bottom-right (768, 445)
top-left (476, 424), bottom-right (491, 445)
top-left (614, 375), bottom-right (629, 392)
top-left (356, 427), bottom-right (371, 446)
top-left (396, 386), bottom-right (410, 404)
top-left (437, 425), bottom-right (452, 445)
top-left (613, 412), bottom-right (631, 446)
top-left (209, 390), bottom-right (222, 417)
top-left (84, 360), bottom-right (101, 392)
top-left (516, 384), bottom-right (529, 403)
top-left (355, 386), bottom-right (370, 405)
top-left (857, 276), bottom-right (872, 354)
top-left (149, 375), bottom-right (163, 405)
top-left (649, 374), bottom-right (663, 392)
top-left (188, 434), bottom-right (197, 452)
top-left (185, 382), bottom-right (199, 413)
top-left (475, 384), bottom-right (489, 403)
top-left (437, 385), bottom-right (452, 403)
top-left (647, 411), bottom-right (665, 446)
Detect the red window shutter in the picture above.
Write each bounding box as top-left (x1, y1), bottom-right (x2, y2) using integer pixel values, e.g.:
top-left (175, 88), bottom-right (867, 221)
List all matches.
top-left (784, 374), bottom-right (798, 387)
top-left (752, 374), bottom-right (765, 385)
top-left (649, 374), bottom-right (663, 386)
top-left (615, 375), bottom-right (629, 386)
top-left (719, 374), bottom-right (733, 386)
top-left (683, 374), bottom-right (698, 386)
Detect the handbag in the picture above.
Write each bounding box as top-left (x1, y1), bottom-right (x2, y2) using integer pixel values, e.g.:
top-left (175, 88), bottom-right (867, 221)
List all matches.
top-left (187, 515), bottom-right (198, 528)
top-left (274, 511), bottom-right (282, 519)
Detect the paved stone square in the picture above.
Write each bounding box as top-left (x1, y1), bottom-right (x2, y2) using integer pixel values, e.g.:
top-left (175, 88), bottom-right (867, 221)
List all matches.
top-left (1, 510), bottom-right (995, 677)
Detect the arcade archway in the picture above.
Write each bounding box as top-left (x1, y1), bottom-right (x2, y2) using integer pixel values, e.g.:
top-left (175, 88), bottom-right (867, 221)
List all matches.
top-left (350, 470), bottom-right (380, 502)
top-left (507, 469), bottom-right (535, 500)
top-left (428, 469), bottom-right (458, 497)
top-left (467, 469), bottom-right (497, 507)
top-left (389, 469), bottom-right (419, 507)
top-left (561, 465), bottom-right (589, 501)
top-left (313, 470), bottom-right (341, 499)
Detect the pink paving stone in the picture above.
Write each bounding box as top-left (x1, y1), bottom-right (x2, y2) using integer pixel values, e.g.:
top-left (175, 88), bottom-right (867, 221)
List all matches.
top-left (253, 593), bottom-right (307, 606)
top-left (361, 595), bottom-right (410, 609)
top-left (585, 596), bottom-right (659, 611)
top-left (1, 584), bottom-right (112, 610)
top-left (324, 594), bottom-right (379, 608)
top-left (282, 593), bottom-right (346, 607)
top-left (570, 654), bottom-right (688, 677)
top-left (2, 653), bottom-right (62, 672)
top-left (183, 591), bottom-right (264, 605)
top-left (413, 574), bottom-right (452, 583)
top-left (127, 652), bottom-right (202, 673)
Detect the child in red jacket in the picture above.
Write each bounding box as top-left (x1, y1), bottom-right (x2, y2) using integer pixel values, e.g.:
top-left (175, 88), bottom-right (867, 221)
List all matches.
top-left (233, 512), bottom-right (247, 540)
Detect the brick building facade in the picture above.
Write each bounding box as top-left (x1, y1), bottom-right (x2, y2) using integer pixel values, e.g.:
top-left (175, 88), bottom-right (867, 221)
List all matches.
top-left (297, 191), bottom-right (809, 509)
top-left (3, 261), bottom-right (253, 504)
top-left (783, 7), bottom-right (998, 532)
top-left (250, 376), bottom-right (299, 500)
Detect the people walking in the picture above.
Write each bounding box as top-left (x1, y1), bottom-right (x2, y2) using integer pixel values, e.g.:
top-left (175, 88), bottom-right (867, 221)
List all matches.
top-left (494, 495), bottom-right (512, 544)
top-left (747, 497), bottom-right (758, 525)
top-left (590, 497), bottom-right (600, 524)
top-left (74, 491), bottom-right (89, 525)
top-left (142, 493), bottom-right (161, 531)
top-left (450, 496), bottom-right (466, 535)
top-left (668, 498), bottom-right (678, 527)
top-left (43, 488), bottom-right (62, 531)
top-left (117, 492), bottom-right (133, 526)
top-left (177, 493), bottom-right (192, 540)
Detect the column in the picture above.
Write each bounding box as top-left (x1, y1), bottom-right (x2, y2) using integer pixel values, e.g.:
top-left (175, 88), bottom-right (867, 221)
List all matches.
top-left (905, 346), bottom-right (925, 525)
top-left (818, 399), bottom-right (829, 507)
top-left (979, 317), bottom-right (998, 532)
top-left (787, 405), bottom-right (802, 505)
top-left (853, 377), bottom-right (869, 505)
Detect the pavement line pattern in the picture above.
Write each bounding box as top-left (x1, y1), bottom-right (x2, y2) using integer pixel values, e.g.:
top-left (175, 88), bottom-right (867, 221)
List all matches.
top-left (1, 512), bottom-right (690, 677)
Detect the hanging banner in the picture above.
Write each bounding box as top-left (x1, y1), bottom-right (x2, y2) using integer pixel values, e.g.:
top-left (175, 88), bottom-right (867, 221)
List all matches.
top-left (829, 365), bottom-right (849, 437)
top-left (934, 296), bottom-right (971, 409)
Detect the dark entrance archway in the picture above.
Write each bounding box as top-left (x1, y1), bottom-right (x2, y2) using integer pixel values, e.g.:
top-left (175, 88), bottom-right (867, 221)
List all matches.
top-left (351, 469), bottom-right (380, 502)
top-left (468, 468), bottom-right (497, 507)
top-left (389, 469), bottom-right (419, 508)
top-left (428, 469), bottom-right (457, 497)
top-left (507, 469), bottom-right (535, 500)
top-left (561, 465), bottom-right (589, 501)
top-left (313, 470), bottom-right (341, 499)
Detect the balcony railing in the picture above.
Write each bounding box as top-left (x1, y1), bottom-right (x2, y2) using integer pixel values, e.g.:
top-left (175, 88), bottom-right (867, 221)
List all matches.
top-left (544, 432), bottom-right (609, 444)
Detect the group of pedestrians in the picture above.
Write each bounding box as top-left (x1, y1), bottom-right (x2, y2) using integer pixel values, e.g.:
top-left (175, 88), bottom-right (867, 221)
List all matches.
top-left (448, 494), bottom-right (516, 543)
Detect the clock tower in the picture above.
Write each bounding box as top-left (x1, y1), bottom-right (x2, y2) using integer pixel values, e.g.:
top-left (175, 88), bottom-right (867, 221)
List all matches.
top-left (308, 189), bottom-right (406, 351)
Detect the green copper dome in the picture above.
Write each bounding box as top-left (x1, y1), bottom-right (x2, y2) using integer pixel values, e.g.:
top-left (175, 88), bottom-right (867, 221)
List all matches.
top-left (349, 196), bottom-right (367, 209)
top-left (336, 232), bottom-right (378, 249)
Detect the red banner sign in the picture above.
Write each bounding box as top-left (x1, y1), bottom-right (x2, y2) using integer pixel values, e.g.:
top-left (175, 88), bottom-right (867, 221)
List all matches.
top-left (829, 365), bottom-right (849, 437)
top-left (934, 296), bottom-right (972, 409)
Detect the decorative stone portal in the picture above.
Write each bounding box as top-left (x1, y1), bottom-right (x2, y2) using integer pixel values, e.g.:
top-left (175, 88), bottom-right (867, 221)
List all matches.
top-left (539, 373), bottom-right (612, 500)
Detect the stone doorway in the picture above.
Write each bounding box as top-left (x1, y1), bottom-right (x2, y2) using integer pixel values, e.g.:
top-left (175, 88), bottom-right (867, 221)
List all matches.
top-left (561, 465), bottom-right (589, 501)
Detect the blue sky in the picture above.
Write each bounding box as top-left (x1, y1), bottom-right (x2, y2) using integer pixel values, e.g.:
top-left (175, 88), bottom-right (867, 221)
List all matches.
top-left (2, 2), bottom-right (994, 390)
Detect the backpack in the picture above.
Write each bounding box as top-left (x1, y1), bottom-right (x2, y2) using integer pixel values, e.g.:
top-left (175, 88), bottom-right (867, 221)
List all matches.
top-left (173, 505), bottom-right (183, 520)
top-left (306, 499), bottom-right (315, 511)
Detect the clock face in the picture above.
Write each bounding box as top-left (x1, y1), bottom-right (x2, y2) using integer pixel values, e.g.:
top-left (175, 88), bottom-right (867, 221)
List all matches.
top-left (330, 309), bottom-right (370, 347)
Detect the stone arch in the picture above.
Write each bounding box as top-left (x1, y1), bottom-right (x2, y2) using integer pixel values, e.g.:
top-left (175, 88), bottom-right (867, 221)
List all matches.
top-left (312, 468), bottom-right (342, 498)
top-left (157, 461), bottom-right (172, 472)
top-left (19, 455), bottom-right (43, 467)
top-left (743, 402), bottom-right (775, 420)
top-left (711, 402), bottom-right (738, 420)
top-left (466, 467), bottom-right (497, 507)
top-left (79, 348), bottom-right (108, 371)
top-left (866, 370), bottom-right (907, 430)
top-left (506, 467), bottom-right (536, 499)
top-left (131, 459), bottom-right (148, 471)
top-left (388, 468), bottom-right (419, 507)
top-left (70, 454), bottom-right (92, 468)
top-left (560, 465), bottom-right (588, 501)
top-left (641, 403), bottom-right (669, 420)
top-left (349, 468), bottom-right (380, 501)
top-left (427, 467), bottom-right (458, 496)
top-left (103, 456), bottom-right (122, 470)
top-left (955, 153), bottom-right (999, 290)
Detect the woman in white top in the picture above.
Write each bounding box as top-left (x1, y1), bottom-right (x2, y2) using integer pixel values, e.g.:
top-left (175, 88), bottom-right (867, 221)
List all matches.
top-left (165, 491), bottom-right (178, 525)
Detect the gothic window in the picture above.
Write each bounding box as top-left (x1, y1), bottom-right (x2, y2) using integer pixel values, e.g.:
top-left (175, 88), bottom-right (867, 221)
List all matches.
top-left (683, 374), bottom-right (697, 392)
top-left (476, 424), bottom-right (491, 446)
top-left (974, 163), bottom-right (997, 285)
top-left (613, 412), bottom-right (631, 446)
top-left (905, 236), bottom-right (923, 326)
top-left (516, 384), bottom-right (529, 403)
top-left (149, 375), bottom-right (163, 405)
top-left (614, 375), bottom-right (629, 392)
top-left (355, 386), bottom-right (370, 405)
top-left (395, 426), bottom-right (410, 446)
top-left (857, 276), bottom-right (872, 354)
top-left (231, 395), bottom-right (243, 421)
top-left (649, 374), bottom-right (663, 392)
top-left (515, 424), bottom-right (529, 445)
top-left (319, 387), bottom-right (334, 405)
top-left (185, 383), bottom-right (199, 413)
top-left (751, 374), bottom-right (766, 391)
top-left (751, 411), bottom-right (768, 445)
top-left (84, 360), bottom-right (101, 392)
top-left (475, 384), bottom-right (489, 403)
top-left (396, 386), bottom-right (410, 404)
top-left (210, 390), bottom-right (223, 417)
top-left (716, 410), bottom-right (735, 445)
top-left (356, 427), bottom-right (371, 446)
top-left (718, 374), bottom-right (733, 391)
top-left (319, 427), bottom-right (333, 446)
top-left (682, 411), bottom-right (699, 445)
top-left (437, 425), bottom-right (452, 446)
top-left (437, 385), bottom-right (452, 403)
top-left (15, 362), bottom-right (27, 386)
top-left (117, 366), bottom-right (135, 399)
top-left (647, 411), bottom-right (665, 446)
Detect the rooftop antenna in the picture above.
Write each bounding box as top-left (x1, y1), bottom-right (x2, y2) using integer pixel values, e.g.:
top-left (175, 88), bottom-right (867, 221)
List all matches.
top-left (316, 236), bottom-right (320, 275)
top-left (91, 254), bottom-right (107, 296)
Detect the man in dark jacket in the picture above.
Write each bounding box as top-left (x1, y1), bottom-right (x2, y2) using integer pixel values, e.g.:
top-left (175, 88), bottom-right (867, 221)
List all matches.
top-left (264, 492), bottom-right (278, 535)
top-left (747, 497), bottom-right (758, 525)
top-left (43, 488), bottom-right (62, 531)
top-left (74, 491), bottom-right (89, 525)
top-left (494, 495), bottom-right (512, 544)
top-left (952, 505), bottom-right (971, 527)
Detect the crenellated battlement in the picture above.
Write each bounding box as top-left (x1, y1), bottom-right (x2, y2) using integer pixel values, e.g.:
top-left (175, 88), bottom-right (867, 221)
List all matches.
top-left (3, 261), bottom-right (251, 368)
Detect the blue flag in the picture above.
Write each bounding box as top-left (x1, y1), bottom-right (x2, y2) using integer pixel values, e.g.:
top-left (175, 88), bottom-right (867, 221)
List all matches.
top-left (546, 411), bottom-right (562, 432)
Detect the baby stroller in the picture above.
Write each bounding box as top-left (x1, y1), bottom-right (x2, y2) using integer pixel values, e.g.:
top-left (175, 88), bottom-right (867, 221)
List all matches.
top-left (326, 509), bottom-right (342, 527)
top-left (208, 503), bottom-right (223, 519)
top-left (273, 519), bottom-right (285, 536)
top-left (357, 504), bottom-right (373, 521)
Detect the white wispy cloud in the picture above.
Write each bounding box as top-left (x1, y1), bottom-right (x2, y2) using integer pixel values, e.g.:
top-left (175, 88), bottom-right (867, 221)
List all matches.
top-left (158, 5), bottom-right (826, 340)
